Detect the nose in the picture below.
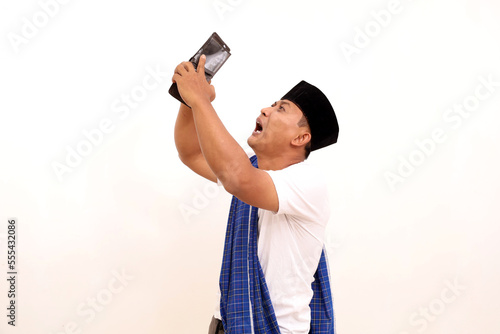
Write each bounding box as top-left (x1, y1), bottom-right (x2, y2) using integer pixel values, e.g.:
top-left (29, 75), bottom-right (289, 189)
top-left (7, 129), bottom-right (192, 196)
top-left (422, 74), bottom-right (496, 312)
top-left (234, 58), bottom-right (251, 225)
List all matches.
top-left (260, 107), bottom-right (273, 117)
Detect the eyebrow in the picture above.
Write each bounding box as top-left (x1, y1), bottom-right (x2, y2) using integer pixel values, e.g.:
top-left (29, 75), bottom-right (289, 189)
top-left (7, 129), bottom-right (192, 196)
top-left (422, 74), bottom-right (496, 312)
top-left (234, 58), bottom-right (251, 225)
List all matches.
top-left (275, 100), bottom-right (291, 110)
top-left (271, 100), bottom-right (291, 109)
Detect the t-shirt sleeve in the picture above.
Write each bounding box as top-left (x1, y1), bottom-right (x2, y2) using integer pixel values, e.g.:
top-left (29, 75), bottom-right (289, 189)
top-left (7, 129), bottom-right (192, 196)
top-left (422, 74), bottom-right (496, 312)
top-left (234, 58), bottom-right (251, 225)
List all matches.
top-left (265, 163), bottom-right (329, 219)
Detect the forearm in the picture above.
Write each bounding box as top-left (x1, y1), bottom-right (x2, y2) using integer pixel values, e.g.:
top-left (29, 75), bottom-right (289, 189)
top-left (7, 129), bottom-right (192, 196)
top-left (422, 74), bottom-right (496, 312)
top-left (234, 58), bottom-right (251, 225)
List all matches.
top-left (191, 100), bottom-right (251, 186)
top-left (174, 103), bottom-right (202, 161)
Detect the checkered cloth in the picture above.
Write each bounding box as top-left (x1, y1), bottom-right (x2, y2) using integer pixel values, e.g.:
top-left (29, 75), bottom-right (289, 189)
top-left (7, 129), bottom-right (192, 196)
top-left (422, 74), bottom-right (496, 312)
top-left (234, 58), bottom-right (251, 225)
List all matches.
top-left (219, 155), bottom-right (335, 333)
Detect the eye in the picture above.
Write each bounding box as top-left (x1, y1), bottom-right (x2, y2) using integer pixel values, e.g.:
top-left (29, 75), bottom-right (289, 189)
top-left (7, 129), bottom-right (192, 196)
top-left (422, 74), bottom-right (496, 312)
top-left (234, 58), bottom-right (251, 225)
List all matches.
top-left (279, 105), bottom-right (285, 111)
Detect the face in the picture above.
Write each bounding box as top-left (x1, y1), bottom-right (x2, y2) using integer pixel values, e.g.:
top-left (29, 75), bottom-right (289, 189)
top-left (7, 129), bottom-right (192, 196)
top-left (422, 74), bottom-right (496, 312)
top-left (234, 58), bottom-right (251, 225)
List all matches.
top-left (247, 99), bottom-right (308, 155)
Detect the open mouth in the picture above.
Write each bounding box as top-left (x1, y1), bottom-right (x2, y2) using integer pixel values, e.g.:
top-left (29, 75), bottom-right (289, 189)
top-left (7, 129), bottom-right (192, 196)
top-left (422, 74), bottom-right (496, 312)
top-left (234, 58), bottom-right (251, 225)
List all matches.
top-left (253, 119), bottom-right (263, 134)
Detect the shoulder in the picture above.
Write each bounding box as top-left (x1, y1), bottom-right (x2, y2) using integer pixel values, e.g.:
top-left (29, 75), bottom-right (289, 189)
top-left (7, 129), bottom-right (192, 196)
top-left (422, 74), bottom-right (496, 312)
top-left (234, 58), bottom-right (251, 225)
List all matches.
top-left (264, 161), bottom-right (329, 218)
top-left (267, 161), bottom-right (327, 193)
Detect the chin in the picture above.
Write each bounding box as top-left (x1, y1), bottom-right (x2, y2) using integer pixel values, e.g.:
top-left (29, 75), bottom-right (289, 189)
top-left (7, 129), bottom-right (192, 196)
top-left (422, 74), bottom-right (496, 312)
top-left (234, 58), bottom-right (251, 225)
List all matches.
top-left (247, 137), bottom-right (263, 154)
top-left (247, 136), bottom-right (255, 148)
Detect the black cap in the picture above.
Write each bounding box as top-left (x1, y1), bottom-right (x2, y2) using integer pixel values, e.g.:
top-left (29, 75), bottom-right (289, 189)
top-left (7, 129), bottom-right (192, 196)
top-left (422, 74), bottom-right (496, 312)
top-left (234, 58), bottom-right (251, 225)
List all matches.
top-left (281, 80), bottom-right (339, 151)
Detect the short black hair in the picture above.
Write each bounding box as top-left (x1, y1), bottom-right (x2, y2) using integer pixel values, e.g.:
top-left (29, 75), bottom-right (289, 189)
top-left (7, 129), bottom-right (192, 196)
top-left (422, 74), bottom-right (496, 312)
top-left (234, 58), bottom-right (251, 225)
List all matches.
top-left (297, 114), bottom-right (312, 159)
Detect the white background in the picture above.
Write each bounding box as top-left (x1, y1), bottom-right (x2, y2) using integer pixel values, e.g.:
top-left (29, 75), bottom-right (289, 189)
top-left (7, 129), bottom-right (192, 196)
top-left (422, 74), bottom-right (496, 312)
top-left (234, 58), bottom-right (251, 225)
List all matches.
top-left (1, 0), bottom-right (499, 333)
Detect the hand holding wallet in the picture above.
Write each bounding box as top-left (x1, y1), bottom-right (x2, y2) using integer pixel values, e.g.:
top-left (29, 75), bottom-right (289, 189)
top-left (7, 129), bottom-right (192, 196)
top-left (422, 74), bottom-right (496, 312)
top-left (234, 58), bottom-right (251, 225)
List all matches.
top-left (169, 32), bottom-right (231, 106)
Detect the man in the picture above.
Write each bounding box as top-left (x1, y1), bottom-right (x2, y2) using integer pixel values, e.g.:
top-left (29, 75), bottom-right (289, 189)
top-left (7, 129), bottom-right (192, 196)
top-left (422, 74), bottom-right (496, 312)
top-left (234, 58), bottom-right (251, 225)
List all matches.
top-left (173, 55), bottom-right (339, 334)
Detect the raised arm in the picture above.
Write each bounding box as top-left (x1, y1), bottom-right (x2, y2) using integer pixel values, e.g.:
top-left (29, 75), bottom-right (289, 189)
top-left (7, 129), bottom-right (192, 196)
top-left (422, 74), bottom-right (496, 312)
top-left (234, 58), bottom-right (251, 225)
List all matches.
top-left (174, 102), bottom-right (217, 183)
top-left (172, 56), bottom-right (279, 212)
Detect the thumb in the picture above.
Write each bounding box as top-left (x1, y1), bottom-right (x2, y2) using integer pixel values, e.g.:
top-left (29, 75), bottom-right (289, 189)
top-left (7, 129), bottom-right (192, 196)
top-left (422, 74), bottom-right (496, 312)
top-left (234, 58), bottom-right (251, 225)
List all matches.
top-left (197, 54), bottom-right (206, 76)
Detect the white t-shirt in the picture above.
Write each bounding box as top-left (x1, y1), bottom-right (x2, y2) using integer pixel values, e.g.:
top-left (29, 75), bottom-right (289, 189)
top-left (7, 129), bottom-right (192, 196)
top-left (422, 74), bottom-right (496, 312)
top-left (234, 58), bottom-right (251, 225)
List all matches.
top-left (215, 159), bottom-right (330, 334)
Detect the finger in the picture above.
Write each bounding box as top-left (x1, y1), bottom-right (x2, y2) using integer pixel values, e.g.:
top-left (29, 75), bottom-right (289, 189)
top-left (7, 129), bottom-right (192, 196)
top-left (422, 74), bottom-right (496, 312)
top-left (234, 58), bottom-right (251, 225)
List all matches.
top-left (175, 63), bottom-right (186, 75)
top-left (176, 62), bottom-right (193, 74)
top-left (183, 61), bottom-right (194, 71)
top-left (197, 54), bottom-right (206, 76)
top-left (207, 84), bottom-right (215, 102)
top-left (172, 67), bottom-right (183, 83)
top-left (172, 73), bottom-right (180, 83)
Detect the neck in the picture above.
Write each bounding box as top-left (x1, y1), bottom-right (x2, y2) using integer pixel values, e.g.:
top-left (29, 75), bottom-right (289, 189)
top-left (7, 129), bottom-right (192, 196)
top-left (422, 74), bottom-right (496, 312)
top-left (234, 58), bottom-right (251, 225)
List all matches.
top-left (254, 151), bottom-right (304, 171)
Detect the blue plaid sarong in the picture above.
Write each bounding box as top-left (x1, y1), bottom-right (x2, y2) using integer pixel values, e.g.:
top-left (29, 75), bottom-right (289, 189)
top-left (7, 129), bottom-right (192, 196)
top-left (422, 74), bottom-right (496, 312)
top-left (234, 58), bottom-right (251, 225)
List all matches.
top-left (219, 155), bottom-right (335, 333)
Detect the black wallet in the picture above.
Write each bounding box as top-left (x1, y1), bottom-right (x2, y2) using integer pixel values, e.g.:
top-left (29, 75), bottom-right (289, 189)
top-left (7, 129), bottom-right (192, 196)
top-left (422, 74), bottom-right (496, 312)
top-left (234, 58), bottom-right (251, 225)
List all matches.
top-left (169, 32), bottom-right (231, 106)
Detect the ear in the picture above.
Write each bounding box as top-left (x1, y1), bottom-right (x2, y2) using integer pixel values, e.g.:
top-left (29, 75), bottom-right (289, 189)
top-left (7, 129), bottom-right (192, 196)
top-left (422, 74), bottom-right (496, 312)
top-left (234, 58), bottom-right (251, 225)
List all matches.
top-left (291, 131), bottom-right (311, 148)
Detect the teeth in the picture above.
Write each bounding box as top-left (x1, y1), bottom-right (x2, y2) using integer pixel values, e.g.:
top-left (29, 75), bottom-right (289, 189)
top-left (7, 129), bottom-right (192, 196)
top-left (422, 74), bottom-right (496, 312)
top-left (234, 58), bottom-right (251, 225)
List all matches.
top-left (254, 119), bottom-right (262, 132)
top-left (254, 118), bottom-right (263, 134)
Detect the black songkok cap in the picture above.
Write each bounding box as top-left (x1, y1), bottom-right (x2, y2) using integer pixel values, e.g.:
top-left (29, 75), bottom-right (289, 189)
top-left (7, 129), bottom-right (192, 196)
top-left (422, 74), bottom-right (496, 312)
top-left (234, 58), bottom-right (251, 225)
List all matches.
top-left (281, 80), bottom-right (339, 151)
